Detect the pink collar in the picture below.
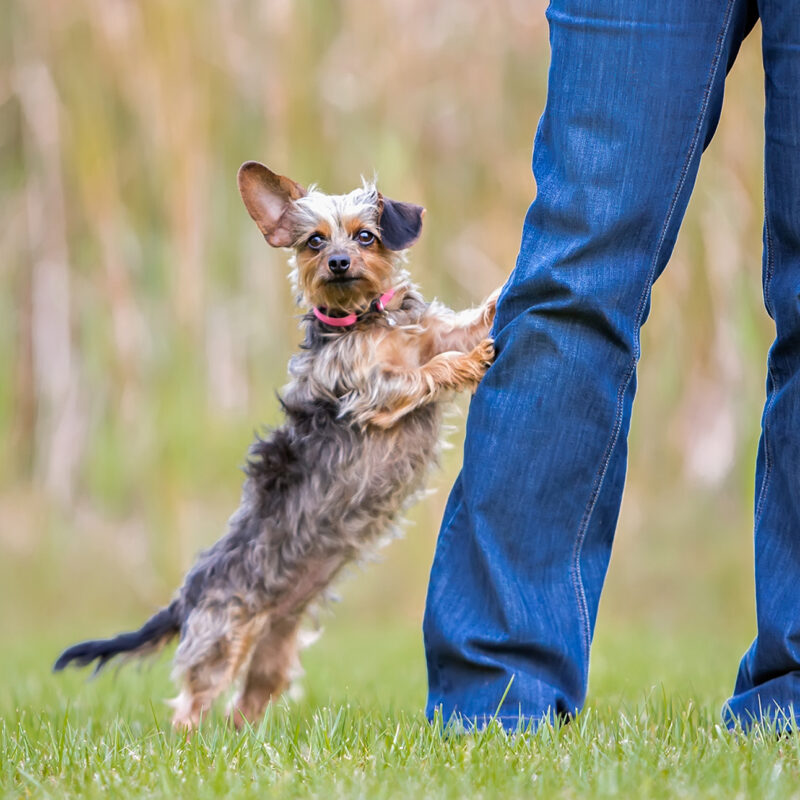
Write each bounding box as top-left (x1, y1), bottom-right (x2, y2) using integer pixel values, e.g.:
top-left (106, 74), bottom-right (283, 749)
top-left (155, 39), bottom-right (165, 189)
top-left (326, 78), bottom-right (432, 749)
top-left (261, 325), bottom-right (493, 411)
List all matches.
top-left (312, 288), bottom-right (396, 328)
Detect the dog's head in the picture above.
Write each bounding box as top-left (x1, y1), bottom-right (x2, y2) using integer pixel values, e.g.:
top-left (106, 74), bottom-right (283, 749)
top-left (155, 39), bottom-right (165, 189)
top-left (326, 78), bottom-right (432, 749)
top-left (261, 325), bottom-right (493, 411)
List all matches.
top-left (238, 162), bottom-right (424, 313)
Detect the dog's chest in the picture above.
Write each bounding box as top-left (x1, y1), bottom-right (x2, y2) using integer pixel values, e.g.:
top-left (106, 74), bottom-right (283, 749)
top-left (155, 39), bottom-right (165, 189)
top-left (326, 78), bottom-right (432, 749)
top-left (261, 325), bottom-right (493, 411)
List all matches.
top-left (351, 407), bottom-right (440, 500)
top-left (287, 403), bottom-right (441, 542)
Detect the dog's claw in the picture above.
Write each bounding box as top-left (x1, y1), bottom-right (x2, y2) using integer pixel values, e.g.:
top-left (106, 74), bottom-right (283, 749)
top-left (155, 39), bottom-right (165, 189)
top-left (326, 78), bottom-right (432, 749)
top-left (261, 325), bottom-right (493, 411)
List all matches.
top-left (473, 338), bottom-right (495, 369)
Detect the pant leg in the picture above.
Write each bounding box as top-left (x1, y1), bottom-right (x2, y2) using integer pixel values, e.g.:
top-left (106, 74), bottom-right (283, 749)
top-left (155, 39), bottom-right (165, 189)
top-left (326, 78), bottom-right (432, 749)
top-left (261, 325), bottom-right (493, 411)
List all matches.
top-left (726, 0), bottom-right (800, 730)
top-left (423, 0), bottom-right (757, 730)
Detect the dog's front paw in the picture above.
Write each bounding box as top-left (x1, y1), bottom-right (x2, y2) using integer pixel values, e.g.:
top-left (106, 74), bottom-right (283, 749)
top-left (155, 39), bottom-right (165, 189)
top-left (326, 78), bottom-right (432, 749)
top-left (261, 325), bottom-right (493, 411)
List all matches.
top-left (472, 337), bottom-right (495, 368)
top-left (455, 338), bottom-right (495, 393)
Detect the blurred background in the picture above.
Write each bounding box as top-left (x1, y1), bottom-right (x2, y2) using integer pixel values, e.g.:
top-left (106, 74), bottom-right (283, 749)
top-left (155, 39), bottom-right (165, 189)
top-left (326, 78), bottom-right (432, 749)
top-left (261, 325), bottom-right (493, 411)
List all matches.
top-left (0, 0), bottom-right (772, 707)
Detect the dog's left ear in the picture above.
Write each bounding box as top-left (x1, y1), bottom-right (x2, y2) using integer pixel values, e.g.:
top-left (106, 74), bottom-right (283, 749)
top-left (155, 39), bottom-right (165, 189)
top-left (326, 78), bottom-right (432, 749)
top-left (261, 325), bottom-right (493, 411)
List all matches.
top-left (238, 161), bottom-right (307, 247)
top-left (378, 194), bottom-right (425, 251)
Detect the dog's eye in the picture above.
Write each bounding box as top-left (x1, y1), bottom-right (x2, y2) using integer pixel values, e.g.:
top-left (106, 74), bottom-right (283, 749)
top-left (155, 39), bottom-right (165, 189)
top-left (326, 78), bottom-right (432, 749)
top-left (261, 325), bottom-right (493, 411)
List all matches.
top-left (356, 230), bottom-right (375, 246)
top-left (307, 234), bottom-right (326, 250)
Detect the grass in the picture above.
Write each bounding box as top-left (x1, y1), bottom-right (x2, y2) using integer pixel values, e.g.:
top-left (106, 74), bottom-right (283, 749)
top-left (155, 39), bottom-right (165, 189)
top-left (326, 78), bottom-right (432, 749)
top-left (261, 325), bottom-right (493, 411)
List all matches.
top-left (3, 618), bottom-right (800, 799)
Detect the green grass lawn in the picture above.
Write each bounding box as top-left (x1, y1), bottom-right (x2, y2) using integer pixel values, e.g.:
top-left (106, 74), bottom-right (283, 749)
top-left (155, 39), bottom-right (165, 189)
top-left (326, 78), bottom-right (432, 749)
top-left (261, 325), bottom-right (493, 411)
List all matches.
top-left (4, 615), bottom-right (800, 800)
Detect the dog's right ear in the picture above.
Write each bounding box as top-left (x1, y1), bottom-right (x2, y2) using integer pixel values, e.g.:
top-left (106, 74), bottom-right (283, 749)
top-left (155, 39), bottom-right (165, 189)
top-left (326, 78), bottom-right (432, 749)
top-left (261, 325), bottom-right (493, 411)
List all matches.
top-left (237, 162), bottom-right (307, 248)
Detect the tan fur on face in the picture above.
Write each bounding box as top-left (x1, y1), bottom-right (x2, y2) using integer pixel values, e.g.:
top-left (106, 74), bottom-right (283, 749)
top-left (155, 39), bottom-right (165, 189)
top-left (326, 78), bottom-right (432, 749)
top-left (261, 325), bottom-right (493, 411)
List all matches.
top-left (291, 242), bottom-right (396, 314)
top-left (287, 182), bottom-right (400, 312)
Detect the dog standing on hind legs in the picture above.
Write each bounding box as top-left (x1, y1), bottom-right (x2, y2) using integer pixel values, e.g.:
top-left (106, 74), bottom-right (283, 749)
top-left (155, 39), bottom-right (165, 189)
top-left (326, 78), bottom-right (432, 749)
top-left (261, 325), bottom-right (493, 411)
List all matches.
top-left (54, 162), bottom-right (500, 730)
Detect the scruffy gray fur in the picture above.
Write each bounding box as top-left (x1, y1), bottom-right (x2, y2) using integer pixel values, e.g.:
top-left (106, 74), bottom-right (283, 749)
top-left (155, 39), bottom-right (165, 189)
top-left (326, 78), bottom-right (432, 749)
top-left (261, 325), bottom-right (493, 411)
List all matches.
top-left (54, 163), bottom-right (499, 729)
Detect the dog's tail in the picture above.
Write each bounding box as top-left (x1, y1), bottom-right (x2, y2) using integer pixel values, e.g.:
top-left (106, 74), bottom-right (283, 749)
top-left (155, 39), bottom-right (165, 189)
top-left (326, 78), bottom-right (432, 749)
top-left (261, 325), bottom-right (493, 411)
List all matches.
top-left (53, 602), bottom-right (181, 675)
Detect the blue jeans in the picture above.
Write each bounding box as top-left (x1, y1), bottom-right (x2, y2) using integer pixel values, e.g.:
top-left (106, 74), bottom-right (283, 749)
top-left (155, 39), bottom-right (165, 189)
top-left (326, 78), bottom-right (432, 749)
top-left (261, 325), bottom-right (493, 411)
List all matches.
top-left (423, 0), bottom-right (800, 730)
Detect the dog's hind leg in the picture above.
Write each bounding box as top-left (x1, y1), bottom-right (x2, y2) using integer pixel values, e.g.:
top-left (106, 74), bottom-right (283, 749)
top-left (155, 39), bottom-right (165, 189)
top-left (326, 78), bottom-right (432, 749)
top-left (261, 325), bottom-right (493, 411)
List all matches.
top-left (227, 614), bottom-right (302, 728)
top-left (227, 554), bottom-right (345, 727)
top-left (169, 602), bottom-right (267, 730)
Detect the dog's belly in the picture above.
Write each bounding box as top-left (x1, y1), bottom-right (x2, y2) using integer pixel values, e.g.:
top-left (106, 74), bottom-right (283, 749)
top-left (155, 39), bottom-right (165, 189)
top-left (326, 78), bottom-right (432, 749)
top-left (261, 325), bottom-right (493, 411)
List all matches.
top-left (319, 405), bottom-right (442, 539)
top-left (177, 404), bottom-right (441, 616)
top-left (285, 404), bottom-right (441, 545)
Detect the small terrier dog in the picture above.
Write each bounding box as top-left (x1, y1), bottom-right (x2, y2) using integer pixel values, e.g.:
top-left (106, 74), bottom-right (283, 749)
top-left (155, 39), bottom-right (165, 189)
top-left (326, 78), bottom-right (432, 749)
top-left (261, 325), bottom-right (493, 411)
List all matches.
top-left (55, 162), bottom-right (498, 729)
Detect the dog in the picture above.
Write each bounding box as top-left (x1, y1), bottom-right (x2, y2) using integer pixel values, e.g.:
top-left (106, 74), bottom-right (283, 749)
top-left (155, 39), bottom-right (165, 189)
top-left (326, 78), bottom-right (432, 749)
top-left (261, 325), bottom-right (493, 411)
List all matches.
top-left (54, 162), bottom-right (499, 729)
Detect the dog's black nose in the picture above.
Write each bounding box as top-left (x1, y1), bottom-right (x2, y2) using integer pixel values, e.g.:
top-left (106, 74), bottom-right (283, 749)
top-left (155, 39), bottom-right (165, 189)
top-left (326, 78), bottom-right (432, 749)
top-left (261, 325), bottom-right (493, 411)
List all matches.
top-left (328, 254), bottom-right (351, 274)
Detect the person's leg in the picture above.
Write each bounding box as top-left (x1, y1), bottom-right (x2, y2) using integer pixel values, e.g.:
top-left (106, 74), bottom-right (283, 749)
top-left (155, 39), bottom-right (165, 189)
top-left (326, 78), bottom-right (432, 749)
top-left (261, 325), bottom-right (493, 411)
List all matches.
top-left (423, 0), bottom-right (758, 730)
top-left (725, 0), bottom-right (800, 731)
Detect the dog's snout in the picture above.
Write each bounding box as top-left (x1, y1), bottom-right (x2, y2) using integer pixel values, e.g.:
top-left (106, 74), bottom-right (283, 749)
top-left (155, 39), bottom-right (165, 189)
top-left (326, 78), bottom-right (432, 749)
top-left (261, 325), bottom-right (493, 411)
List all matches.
top-left (328, 253), bottom-right (351, 274)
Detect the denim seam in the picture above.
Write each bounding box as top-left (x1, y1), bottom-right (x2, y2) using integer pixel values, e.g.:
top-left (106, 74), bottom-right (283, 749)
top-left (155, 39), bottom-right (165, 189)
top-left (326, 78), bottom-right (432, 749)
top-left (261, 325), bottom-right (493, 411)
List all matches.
top-left (763, 185), bottom-right (776, 320)
top-left (568, 0), bottom-right (738, 665)
top-left (440, 499), bottom-right (465, 540)
top-left (755, 183), bottom-right (776, 527)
